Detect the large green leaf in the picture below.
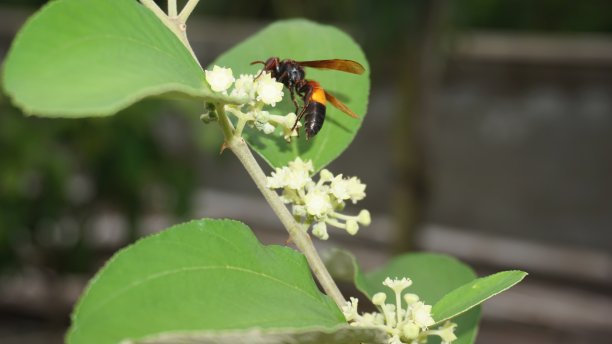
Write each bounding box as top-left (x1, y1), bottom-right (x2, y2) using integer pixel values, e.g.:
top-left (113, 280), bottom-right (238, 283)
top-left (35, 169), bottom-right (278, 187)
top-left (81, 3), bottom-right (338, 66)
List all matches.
top-left (125, 325), bottom-right (387, 344)
top-left (67, 219), bottom-right (344, 344)
top-left (2, 0), bottom-right (232, 117)
top-left (432, 270), bottom-right (527, 324)
top-left (212, 19), bottom-right (370, 171)
top-left (328, 251), bottom-right (481, 344)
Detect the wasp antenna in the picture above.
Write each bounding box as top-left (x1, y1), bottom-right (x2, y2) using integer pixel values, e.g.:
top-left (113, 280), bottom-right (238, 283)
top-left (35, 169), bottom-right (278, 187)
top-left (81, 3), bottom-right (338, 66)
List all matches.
top-left (250, 60), bottom-right (265, 65)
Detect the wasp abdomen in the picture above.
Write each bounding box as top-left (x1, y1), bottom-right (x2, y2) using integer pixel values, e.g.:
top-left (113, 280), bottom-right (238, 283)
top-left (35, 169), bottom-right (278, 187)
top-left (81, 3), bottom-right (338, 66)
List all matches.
top-left (304, 101), bottom-right (326, 139)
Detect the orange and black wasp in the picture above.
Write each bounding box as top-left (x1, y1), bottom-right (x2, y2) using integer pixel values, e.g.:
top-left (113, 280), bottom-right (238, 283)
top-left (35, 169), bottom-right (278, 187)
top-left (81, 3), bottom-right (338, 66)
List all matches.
top-left (251, 57), bottom-right (365, 139)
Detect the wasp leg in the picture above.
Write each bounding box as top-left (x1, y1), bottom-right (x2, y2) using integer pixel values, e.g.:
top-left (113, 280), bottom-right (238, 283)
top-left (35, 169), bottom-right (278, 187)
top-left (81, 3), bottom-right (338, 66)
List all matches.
top-left (289, 87), bottom-right (300, 114)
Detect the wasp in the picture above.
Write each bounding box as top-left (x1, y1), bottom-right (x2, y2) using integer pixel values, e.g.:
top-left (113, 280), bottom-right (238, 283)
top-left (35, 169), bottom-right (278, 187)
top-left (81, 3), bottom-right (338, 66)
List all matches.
top-left (251, 57), bottom-right (365, 139)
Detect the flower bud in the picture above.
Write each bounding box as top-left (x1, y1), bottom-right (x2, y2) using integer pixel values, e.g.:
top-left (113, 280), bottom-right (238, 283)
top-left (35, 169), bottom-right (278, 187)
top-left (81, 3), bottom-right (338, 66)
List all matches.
top-left (372, 292), bottom-right (386, 306)
top-left (345, 219), bottom-right (359, 235)
top-left (401, 323), bottom-right (420, 339)
top-left (357, 209), bottom-right (371, 225)
top-left (403, 293), bottom-right (419, 305)
top-left (311, 221), bottom-right (329, 240)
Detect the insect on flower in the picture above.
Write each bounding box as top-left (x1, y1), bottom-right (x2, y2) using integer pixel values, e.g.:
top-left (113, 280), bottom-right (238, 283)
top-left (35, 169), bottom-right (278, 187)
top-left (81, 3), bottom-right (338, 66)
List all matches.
top-left (251, 57), bottom-right (365, 139)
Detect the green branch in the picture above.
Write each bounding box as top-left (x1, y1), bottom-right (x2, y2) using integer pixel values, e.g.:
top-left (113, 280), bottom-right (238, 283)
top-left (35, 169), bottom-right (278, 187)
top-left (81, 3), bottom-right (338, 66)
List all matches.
top-left (216, 106), bottom-right (347, 309)
top-left (142, 0), bottom-right (347, 310)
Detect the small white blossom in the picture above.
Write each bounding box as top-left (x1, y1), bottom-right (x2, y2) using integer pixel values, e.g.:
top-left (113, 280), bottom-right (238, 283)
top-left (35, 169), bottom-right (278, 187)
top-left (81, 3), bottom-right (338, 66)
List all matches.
top-left (401, 323), bottom-right (420, 340)
top-left (230, 74), bottom-right (255, 99)
top-left (346, 176), bottom-right (366, 203)
top-left (263, 123), bottom-right (275, 134)
top-left (311, 221), bottom-right (329, 240)
top-left (205, 65), bottom-right (235, 92)
top-left (319, 169), bottom-right (334, 182)
top-left (265, 157), bottom-right (370, 240)
top-left (292, 205), bottom-right (307, 217)
top-left (388, 335), bottom-right (403, 344)
top-left (345, 275), bottom-right (457, 344)
top-left (383, 277), bottom-right (413, 294)
top-left (288, 157), bottom-right (313, 174)
top-left (279, 113), bottom-right (300, 141)
top-left (304, 187), bottom-right (333, 217)
top-left (256, 72), bottom-right (284, 106)
top-left (437, 322), bottom-right (458, 343)
top-left (342, 297), bottom-right (359, 322)
top-left (410, 302), bottom-right (435, 329)
top-left (329, 174), bottom-right (351, 200)
top-left (266, 167), bottom-right (290, 189)
top-left (285, 169), bottom-right (311, 190)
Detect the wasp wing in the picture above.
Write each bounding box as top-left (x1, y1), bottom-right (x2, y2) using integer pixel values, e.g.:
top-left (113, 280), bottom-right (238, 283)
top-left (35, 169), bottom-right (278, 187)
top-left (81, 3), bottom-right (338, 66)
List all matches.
top-left (296, 59), bottom-right (365, 74)
top-left (324, 90), bottom-right (359, 119)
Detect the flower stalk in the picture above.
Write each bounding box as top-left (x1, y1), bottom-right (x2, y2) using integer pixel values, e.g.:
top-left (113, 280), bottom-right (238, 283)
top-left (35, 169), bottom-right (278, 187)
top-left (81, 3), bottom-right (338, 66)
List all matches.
top-left (217, 106), bottom-right (346, 307)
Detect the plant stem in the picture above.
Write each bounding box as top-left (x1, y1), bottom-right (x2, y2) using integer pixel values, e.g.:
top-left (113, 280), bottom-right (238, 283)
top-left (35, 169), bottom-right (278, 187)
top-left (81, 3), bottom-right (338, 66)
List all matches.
top-left (139, 0), bottom-right (200, 67)
top-left (141, 0), bottom-right (346, 310)
top-left (168, 0), bottom-right (177, 17)
top-left (179, 0), bottom-right (200, 23)
top-left (216, 106), bottom-right (347, 309)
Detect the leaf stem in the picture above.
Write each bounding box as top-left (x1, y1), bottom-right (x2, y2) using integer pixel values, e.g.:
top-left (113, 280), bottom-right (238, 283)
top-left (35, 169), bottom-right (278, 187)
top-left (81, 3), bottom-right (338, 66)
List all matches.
top-left (179, 0), bottom-right (200, 23)
top-left (168, 0), bottom-right (177, 17)
top-left (139, 0), bottom-right (200, 67)
top-left (216, 106), bottom-right (347, 309)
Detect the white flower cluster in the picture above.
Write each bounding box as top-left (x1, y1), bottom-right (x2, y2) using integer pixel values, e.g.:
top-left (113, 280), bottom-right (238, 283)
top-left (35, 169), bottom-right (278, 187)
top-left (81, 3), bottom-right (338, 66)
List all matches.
top-left (343, 277), bottom-right (458, 344)
top-left (266, 157), bottom-right (371, 240)
top-left (204, 65), bottom-right (300, 140)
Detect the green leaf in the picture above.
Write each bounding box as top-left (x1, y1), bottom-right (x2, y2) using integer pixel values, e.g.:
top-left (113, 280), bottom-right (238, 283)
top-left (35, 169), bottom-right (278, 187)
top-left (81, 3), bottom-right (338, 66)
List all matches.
top-left (2, 0), bottom-right (231, 117)
top-left (212, 19), bottom-right (370, 171)
top-left (432, 270), bottom-right (527, 324)
top-left (67, 219), bottom-right (344, 344)
top-left (126, 325), bottom-right (387, 344)
top-left (328, 250), bottom-right (481, 344)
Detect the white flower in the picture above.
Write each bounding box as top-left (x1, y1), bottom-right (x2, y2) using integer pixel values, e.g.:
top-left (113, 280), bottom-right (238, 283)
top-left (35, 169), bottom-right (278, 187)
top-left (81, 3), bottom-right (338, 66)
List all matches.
top-left (345, 275), bottom-right (457, 344)
top-left (288, 157), bottom-right (314, 174)
top-left (329, 175), bottom-right (366, 203)
top-left (330, 174), bottom-right (351, 200)
top-left (265, 157), bottom-right (370, 240)
top-left (437, 322), bottom-right (458, 343)
top-left (311, 221), bottom-right (329, 240)
top-left (292, 205), bottom-right (307, 217)
top-left (361, 312), bottom-right (385, 326)
top-left (285, 168), bottom-right (310, 190)
top-left (388, 335), bottom-right (403, 344)
top-left (266, 167), bottom-right (290, 189)
top-left (231, 74), bottom-right (255, 99)
top-left (281, 113), bottom-right (300, 141)
top-left (304, 187), bottom-right (333, 217)
top-left (410, 302), bottom-right (435, 329)
top-left (205, 65), bottom-right (235, 92)
top-left (342, 297), bottom-right (359, 322)
top-left (256, 72), bottom-right (284, 106)
top-left (262, 122), bottom-right (275, 134)
top-left (346, 177), bottom-right (366, 203)
top-left (383, 277), bottom-right (413, 294)
top-left (319, 169), bottom-right (334, 182)
top-left (401, 323), bottom-right (420, 340)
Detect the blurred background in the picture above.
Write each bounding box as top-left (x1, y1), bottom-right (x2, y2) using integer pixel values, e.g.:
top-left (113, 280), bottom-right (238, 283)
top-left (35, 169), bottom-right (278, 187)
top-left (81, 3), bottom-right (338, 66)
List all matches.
top-left (1, 0), bottom-right (611, 343)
